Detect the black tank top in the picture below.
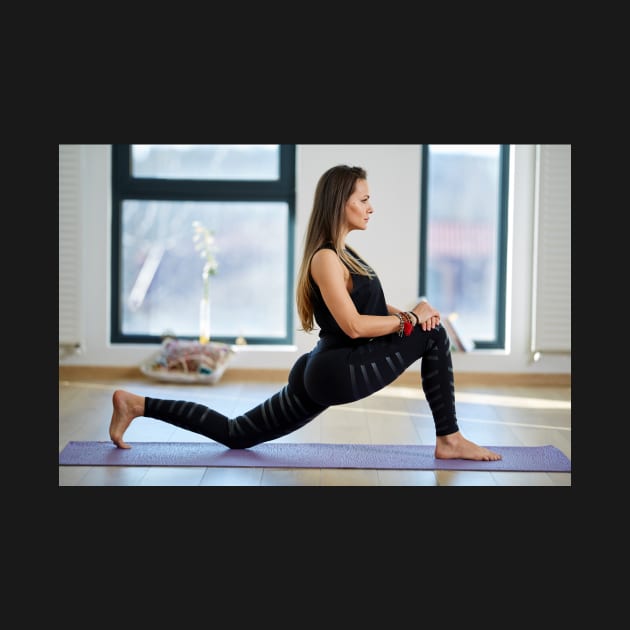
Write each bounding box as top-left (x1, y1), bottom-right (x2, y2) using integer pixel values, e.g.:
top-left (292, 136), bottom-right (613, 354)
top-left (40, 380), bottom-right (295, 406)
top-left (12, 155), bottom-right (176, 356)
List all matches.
top-left (311, 244), bottom-right (388, 339)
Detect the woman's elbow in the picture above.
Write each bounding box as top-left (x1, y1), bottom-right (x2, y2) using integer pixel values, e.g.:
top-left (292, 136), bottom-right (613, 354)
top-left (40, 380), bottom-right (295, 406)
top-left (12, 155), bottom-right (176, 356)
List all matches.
top-left (343, 320), bottom-right (364, 339)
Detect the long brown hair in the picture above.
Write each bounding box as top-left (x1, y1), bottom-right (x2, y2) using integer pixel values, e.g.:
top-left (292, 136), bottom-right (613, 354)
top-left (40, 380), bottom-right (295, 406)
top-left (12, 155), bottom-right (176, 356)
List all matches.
top-left (296, 165), bottom-right (372, 333)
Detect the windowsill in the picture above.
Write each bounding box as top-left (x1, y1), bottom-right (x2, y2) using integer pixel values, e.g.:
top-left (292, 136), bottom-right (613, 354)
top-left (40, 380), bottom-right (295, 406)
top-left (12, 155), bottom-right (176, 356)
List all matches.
top-left (230, 344), bottom-right (298, 353)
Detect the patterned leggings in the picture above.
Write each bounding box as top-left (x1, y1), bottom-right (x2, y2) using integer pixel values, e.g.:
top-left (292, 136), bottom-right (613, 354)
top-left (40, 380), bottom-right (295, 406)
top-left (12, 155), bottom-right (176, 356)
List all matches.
top-left (144, 323), bottom-right (459, 449)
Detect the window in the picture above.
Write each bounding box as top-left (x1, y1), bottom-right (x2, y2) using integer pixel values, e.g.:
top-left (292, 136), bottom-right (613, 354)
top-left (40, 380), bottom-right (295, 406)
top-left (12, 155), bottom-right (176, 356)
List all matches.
top-left (111, 144), bottom-right (296, 345)
top-left (419, 145), bottom-right (509, 350)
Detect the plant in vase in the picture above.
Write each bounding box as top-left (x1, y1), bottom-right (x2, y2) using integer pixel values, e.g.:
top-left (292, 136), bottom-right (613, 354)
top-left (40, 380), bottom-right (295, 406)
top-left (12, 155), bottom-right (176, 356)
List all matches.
top-left (139, 223), bottom-right (232, 383)
top-left (192, 220), bottom-right (219, 344)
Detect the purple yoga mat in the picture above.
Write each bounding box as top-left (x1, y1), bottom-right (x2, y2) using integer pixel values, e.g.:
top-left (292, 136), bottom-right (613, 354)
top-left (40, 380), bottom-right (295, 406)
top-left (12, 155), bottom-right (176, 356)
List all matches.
top-left (58, 441), bottom-right (571, 472)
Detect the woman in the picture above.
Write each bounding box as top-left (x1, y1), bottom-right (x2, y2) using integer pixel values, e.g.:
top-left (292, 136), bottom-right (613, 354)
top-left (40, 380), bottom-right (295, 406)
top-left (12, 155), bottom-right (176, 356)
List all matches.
top-left (110, 165), bottom-right (501, 461)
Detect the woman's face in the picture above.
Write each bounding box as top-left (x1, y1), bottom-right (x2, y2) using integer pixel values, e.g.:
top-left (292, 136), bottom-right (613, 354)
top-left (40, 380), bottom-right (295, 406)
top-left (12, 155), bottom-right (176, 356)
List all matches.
top-left (344, 178), bottom-right (373, 232)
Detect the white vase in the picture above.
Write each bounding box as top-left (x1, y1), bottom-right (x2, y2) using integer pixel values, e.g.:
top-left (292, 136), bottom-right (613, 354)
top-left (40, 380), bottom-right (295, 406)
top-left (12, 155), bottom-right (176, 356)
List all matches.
top-left (199, 295), bottom-right (211, 344)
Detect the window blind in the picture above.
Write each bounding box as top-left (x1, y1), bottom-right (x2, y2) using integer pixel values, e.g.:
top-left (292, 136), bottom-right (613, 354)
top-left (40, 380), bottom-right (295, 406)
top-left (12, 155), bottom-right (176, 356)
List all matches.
top-left (58, 145), bottom-right (83, 353)
top-left (531, 144), bottom-right (571, 359)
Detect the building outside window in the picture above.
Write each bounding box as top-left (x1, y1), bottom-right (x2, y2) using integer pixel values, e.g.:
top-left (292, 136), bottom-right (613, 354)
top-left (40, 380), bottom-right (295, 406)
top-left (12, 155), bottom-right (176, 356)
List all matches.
top-left (420, 144), bottom-right (509, 349)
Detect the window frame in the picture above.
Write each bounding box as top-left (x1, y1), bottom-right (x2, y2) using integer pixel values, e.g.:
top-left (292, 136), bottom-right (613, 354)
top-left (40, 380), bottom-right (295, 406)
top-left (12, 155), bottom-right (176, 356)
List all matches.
top-left (110, 144), bottom-right (296, 345)
top-left (419, 144), bottom-right (510, 350)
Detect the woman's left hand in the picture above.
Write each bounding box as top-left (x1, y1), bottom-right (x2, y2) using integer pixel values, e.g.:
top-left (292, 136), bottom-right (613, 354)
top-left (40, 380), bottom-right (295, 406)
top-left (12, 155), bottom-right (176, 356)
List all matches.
top-left (412, 301), bottom-right (441, 331)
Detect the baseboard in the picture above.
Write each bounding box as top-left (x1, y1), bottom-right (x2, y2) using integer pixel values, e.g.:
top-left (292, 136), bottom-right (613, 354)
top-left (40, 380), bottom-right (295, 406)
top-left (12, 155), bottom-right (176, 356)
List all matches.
top-left (59, 365), bottom-right (570, 387)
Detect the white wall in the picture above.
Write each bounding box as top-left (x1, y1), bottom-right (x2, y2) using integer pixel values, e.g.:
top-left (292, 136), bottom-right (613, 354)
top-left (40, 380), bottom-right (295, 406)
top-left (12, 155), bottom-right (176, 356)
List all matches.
top-left (60, 144), bottom-right (570, 375)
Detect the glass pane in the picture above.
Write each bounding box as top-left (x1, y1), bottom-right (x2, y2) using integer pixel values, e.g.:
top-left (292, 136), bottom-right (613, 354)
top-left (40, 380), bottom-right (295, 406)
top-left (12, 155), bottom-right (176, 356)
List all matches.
top-left (426, 145), bottom-right (500, 342)
top-left (131, 145), bottom-right (280, 180)
top-left (120, 200), bottom-right (288, 340)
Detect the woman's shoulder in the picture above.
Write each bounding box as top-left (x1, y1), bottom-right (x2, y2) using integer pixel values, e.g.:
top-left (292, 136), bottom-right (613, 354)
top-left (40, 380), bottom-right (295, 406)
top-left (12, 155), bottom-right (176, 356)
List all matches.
top-left (312, 245), bottom-right (340, 265)
top-left (316, 242), bottom-right (336, 253)
top-left (311, 245), bottom-right (347, 280)
top-left (313, 242), bottom-right (338, 260)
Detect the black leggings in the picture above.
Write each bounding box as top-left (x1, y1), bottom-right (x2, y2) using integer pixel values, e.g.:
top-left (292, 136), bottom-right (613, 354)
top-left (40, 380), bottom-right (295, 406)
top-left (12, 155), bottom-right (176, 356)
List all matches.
top-left (144, 323), bottom-right (459, 449)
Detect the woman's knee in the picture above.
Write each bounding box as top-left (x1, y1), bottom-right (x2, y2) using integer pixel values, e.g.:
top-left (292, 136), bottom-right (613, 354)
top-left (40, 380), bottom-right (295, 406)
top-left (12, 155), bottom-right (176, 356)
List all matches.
top-left (435, 322), bottom-right (450, 347)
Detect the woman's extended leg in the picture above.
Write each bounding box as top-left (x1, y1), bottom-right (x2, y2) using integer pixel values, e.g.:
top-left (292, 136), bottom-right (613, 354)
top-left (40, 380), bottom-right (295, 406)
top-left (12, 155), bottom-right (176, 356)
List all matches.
top-left (110, 353), bottom-right (328, 449)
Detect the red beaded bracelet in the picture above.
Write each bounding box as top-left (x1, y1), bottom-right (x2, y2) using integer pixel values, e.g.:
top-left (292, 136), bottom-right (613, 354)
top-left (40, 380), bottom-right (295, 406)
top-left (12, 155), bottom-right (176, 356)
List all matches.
top-left (395, 312), bottom-right (415, 337)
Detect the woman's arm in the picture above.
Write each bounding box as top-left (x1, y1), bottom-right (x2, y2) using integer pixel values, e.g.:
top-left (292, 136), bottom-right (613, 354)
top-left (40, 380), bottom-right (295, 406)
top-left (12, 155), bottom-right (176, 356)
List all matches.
top-left (310, 248), bottom-right (400, 339)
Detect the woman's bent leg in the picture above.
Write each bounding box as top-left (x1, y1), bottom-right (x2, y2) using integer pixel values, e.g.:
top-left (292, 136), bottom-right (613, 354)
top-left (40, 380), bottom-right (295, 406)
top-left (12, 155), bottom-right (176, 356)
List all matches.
top-left (304, 326), bottom-right (457, 437)
top-left (302, 326), bottom-right (501, 461)
top-left (418, 324), bottom-right (459, 436)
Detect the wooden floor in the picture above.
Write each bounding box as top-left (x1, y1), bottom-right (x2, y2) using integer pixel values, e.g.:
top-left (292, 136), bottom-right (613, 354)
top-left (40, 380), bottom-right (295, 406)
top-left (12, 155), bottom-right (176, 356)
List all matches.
top-left (59, 372), bottom-right (571, 486)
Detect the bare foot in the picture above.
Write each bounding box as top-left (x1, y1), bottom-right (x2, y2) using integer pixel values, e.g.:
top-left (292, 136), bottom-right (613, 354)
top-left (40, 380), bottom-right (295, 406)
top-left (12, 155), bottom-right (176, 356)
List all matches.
top-left (109, 389), bottom-right (145, 449)
top-left (435, 431), bottom-right (502, 461)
